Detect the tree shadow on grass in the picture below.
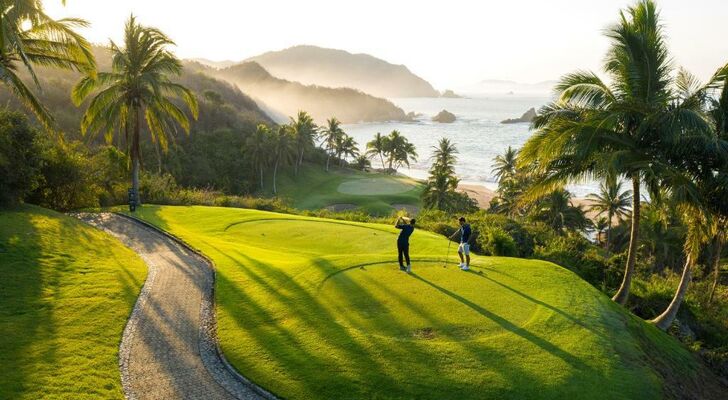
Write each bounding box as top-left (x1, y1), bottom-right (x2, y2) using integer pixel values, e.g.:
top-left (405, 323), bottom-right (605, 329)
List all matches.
top-left (410, 273), bottom-right (595, 373)
top-left (213, 249), bottom-right (551, 399)
top-left (0, 207), bottom-right (50, 398)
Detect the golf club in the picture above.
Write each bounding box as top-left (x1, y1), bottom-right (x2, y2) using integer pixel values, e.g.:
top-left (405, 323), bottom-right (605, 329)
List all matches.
top-left (443, 240), bottom-right (452, 268)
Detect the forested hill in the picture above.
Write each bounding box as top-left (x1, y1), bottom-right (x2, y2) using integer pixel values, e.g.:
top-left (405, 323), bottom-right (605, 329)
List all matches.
top-left (194, 60), bottom-right (411, 124)
top-left (0, 47), bottom-right (272, 139)
top-left (246, 45), bottom-right (439, 98)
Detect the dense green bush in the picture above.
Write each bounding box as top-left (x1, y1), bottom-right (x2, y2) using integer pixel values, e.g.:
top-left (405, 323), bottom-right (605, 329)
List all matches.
top-left (480, 226), bottom-right (518, 256)
top-left (29, 141), bottom-right (100, 211)
top-left (0, 111), bottom-right (42, 206)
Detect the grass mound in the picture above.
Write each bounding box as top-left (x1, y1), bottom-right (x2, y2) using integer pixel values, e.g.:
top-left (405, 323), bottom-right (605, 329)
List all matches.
top-left (0, 205), bottom-right (146, 399)
top-left (261, 163), bottom-right (422, 215)
top-left (132, 205), bottom-right (717, 399)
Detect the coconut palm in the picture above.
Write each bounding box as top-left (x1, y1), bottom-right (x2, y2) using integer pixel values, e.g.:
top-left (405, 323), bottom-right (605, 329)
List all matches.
top-left (72, 16), bottom-right (198, 207)
top-left (492, 146), bottom-right (518, 182)
top-left (517, 0), bottom-right (712, 304)
top-left (338, 135), bottom-right (359, 166)
top-left (245, 124), bottom-right (271, 190)
top-left (587, 179), bottom-right (633, 251)
top-left (0, 0), bottom-right (95, 131)
top-left (529, 189), bottom-right (590, 234)
top-left (422, 138), bottom-right (459, 210)
top-left (383, 130), bottom-right (404, 170)
top-left (270, 125), bottom-right (296, 195)
top-left (320, 117), bottom-right (343, 171)
top-left (365, 132), bottom-right (387, 169)
top-left (394, 140), bottom-right (418, 170)
top-left (290, 111), bottom-right (317, 175)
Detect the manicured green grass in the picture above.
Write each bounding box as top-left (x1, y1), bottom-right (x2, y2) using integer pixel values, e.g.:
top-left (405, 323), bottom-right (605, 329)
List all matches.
top-left (0, 205), bottom-right (146, 399)
top-left (260, 163), bottom-right (422, 215)
top-left (132, 205), bottom-right (706, 399)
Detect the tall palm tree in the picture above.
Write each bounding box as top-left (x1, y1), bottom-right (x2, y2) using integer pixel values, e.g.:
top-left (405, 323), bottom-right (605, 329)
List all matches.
top-left (422, 138), bottom-right (459, 210)
top-left (366, 132), bottom-right (387, 169)
top-left (72, 16), bottom-right (198, 207)
top-left (587, 179), bottom-right (633, 251)
top-left (517, 0), bottom-right (711, 305)
top-left (245, 124), bottom-right (271, 191)
top-left (394, 141), bottom-right (418, 170)
top-left (338, 135), bottom-right (359, 166)
top-left (492, 146), bottom-right (518, 182)
top-left (431, 138), bottom-right (457, 173)
top-left (383, 130), bottom-right (404, 170)
top-left (0, 0), bottom-right (95, 131)
top-left (320, 117), bottom-right (343, 171)
top-left (270, 125), bottom-right (295, 195)
top-left (291, 110), bottom-right (317, 176)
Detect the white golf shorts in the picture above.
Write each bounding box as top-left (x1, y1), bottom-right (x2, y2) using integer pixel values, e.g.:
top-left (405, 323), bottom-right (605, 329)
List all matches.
top-left (458, 243), bottom-right (470, 255)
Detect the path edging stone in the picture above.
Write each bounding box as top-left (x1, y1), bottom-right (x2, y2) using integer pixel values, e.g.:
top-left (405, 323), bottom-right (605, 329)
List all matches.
top-left (113, 212), bottom-right (279, 400)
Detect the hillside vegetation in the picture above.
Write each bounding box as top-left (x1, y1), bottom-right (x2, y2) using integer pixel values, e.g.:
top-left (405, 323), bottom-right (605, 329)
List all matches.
top-left (129, 205), bottom-right (724, 400)
top-left (247, 45), bottom-right (439, 98)
top-left (0, 206), bottom-right (146, 399)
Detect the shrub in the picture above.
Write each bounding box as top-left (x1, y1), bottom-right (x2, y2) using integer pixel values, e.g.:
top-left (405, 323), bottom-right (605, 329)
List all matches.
top-left (0, 111), bottom-right (42, 206)
top-left (29, 141), bottom-right (101, 211)
top-left (480, 227), bottom-right (518, 257)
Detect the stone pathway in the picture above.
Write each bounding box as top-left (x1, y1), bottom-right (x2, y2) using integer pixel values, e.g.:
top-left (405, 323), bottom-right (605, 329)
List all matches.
top-left (77, 213), bottom-right (271, 400)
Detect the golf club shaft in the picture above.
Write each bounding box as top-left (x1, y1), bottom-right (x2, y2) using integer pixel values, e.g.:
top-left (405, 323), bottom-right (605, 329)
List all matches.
top-left (444, 240), bottom-right (452, 266)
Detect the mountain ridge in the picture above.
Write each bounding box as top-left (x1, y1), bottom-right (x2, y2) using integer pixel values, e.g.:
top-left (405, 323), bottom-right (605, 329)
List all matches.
top-left (244, 45), bottom-right (439, 98)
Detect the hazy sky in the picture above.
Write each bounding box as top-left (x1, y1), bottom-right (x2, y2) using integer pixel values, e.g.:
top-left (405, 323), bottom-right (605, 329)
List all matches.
top-left (45, 0), bottom-right (728, 90)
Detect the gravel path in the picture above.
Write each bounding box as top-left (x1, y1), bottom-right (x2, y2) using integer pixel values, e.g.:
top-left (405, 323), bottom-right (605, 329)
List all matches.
top-left (77, 213), bottom-right (272, 400)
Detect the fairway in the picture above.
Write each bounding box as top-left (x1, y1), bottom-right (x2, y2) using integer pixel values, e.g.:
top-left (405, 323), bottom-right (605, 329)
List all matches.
top-left (265, 164), bottom-right (423, 215)
top-left (0, 206), bottom-right (146, 399)
top-left (337, 177), bottom-right (415, 195)
top-left (131, 205), bottom-right (703, 400)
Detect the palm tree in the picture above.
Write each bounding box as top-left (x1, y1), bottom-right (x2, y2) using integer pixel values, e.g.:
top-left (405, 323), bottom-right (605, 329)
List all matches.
top-left (594, 217), bottom-right (609, 247)
top-left (492, 146), bottom-right (518, 182)
top-left (353, 155), bottom-right (371, 171)
top-left (320, 117), bottom-right (343, 171)
top-left (366, 132), bottom-right (387, 169)
top-left (270, 125), bottom-right (295, 195)
top-left (290, 111), bottom-right (317, 175)
top-left (383, 130), bottom-right (404, 170)
top-left (422, 138), bottom-right (459, 211)
top-left (394, 141), bottom-right (418, 170)
top-left (245, 124), bottom-right (271, 190)
top-left (0, 1), bottom-right (95, 131)
top-left (517, 0), bottom-right (711, 305)
top-left (587, 179), bottom-right (633, 252)
top-left (530, 189), bottom-right (590, 234)
top-left (72, 16), bottom-right (198, 207)
top-left (339, 135), bottom-right (359, 166)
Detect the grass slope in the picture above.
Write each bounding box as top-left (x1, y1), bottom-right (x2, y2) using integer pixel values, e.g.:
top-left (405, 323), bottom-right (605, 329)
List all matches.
top-left (261, 163), bottom-right (422, 215)
top-left (131, 205), bottom-right (715, 400)
top-left (0, 206), bottom-right (146, 399)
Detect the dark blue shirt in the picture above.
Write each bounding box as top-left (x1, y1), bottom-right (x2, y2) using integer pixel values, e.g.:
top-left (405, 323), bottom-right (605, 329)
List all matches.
top-left (396, 224), bottom-right (414, 245)
top-left (460, 224), bottom-right (472, 243)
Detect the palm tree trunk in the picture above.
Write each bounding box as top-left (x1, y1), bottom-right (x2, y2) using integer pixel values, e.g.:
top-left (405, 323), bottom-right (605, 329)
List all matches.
top-left (259, 163), bottom-right (264, 191)
top-left (131, 107), bottom-right (142, 208)
top-left (325, 153), bottom-right (330, 172)
top-left (709, 233), bottom-right (723, 304)
top-left (154, 139), bottom-right (162, 174)
top-left (612, 176), bottom-right (640, 305)
top-left (272, 157), bottom-right (279, 195)
top-left (606, 210), bottom-right (613, 253)
top-left (379, 153), bottom-right (385, 170)
top-left (651, 255), bottom-right (693, 330)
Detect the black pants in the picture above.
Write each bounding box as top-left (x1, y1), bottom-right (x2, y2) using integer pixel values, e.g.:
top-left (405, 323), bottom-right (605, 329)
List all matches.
top-left (398, 243), bottom-right (410, 267)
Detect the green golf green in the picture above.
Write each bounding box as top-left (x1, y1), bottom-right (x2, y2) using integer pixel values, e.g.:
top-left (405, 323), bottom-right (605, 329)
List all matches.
top-left (337, 177), bottom-right (415, 195)
top-left (0, 206), bottom-right (146, 399)
top-left (131, 205), bottom-right (705, 400)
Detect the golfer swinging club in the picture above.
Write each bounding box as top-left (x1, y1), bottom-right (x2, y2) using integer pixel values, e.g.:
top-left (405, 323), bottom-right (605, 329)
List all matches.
top-left (449, 217), bottom-right (472, 271)
top-left (395, 216), bottom-right (415, 273)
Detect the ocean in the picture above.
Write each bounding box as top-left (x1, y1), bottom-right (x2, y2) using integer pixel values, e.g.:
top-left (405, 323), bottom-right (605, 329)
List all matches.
top-left (344, 95), bottom-right (598, 197)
